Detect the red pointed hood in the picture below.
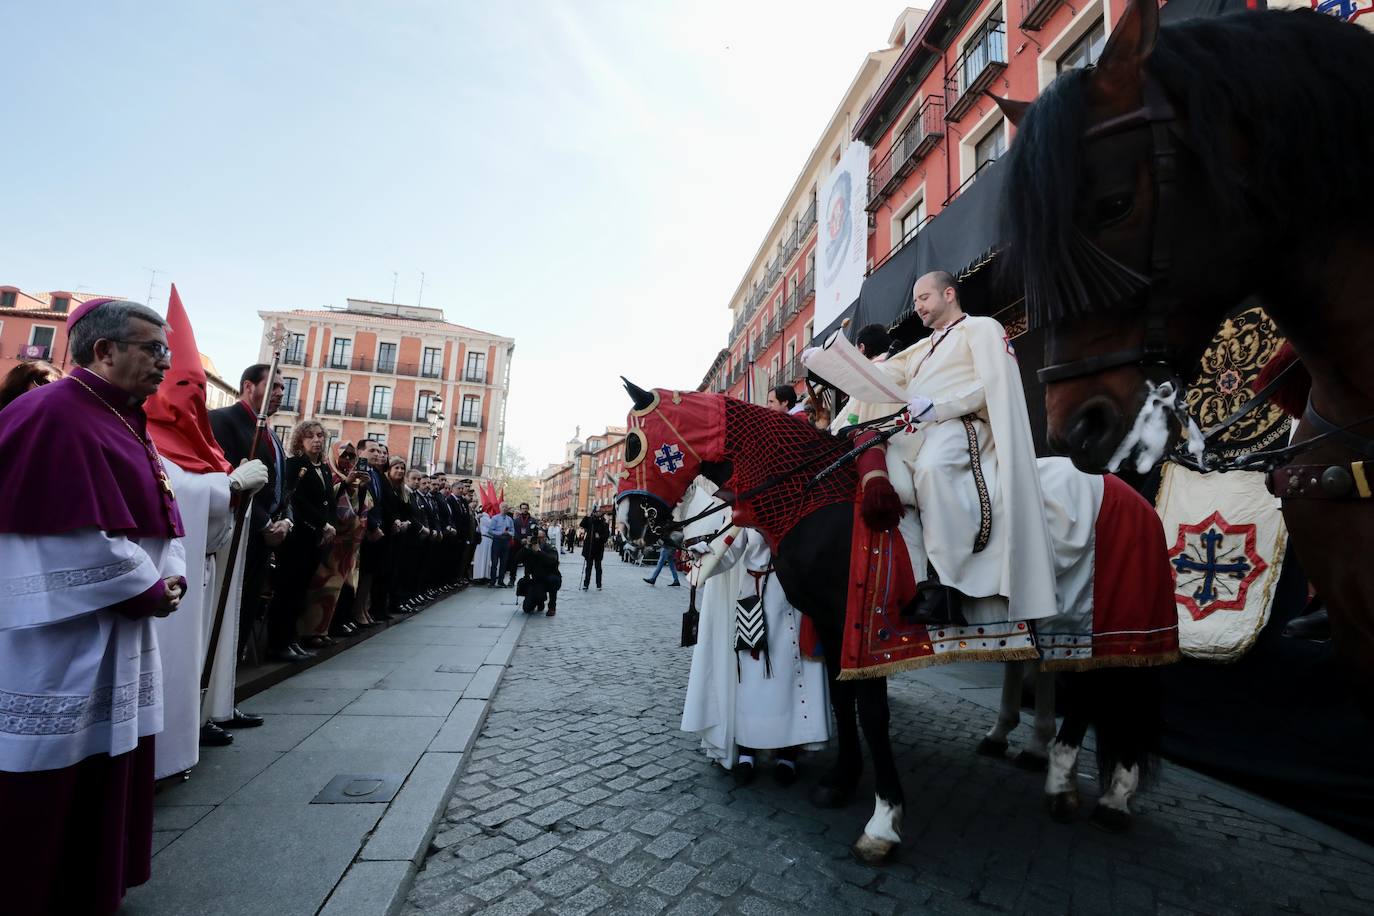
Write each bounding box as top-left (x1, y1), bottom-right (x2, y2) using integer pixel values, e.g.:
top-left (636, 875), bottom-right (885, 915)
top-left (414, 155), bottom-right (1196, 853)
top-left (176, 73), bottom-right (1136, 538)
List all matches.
top-left (146, 284), bottom-right (233, 475)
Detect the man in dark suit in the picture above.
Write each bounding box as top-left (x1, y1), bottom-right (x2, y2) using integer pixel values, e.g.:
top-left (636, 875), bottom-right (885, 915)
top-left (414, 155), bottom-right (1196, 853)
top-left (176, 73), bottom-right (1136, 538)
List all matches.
top-left (357, 438), bottom-right (391, 621)
top-left (208, 364), bottom-right (292, 658)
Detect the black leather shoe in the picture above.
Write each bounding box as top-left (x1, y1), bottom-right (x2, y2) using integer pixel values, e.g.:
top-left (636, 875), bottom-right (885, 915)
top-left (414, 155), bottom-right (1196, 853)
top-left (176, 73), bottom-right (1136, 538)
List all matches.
top-left (223, 709), bottom-right (264, 729)
top-left (1283, 607), bottom-right (1330, 640)
top-left (199, 722), bottom-right (234, 747)
top-left (667, 581), bottom-right (681, 587)
top-left (773, 762), bottom-right (798, 787)
top-left (733, 760), bottom-right (756, 787)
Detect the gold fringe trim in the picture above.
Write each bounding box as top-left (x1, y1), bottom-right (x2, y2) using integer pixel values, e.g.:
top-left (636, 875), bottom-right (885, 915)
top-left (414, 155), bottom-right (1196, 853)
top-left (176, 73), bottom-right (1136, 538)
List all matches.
top-left (1040, 650), bottom-right (1181, 673)
top-left (837, 646), bottom-right (1040, 681)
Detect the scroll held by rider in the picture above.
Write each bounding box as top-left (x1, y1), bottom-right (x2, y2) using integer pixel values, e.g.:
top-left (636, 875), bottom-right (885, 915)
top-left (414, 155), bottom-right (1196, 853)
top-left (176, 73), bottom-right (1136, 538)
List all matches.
top-left (804, 271), bottom-right (1058, 625)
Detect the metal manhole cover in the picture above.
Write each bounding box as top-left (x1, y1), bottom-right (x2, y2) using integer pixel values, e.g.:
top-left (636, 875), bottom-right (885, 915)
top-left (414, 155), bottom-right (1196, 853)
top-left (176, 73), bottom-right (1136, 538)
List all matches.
top-left (311, 774), bottom-right (403, 804)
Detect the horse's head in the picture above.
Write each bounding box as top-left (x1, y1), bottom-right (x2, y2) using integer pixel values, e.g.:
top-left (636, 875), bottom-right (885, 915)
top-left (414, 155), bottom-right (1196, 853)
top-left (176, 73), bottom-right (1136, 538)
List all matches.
top-left (1001, 0), bottom-right (1255, 472)
top-left (613, 379), bottom-right (727, 547)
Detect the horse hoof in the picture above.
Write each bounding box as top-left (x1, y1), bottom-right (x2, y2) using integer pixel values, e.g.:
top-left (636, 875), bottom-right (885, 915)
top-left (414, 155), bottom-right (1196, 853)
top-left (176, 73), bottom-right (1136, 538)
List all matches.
top-left (852, 833), bottom-right (899, 864)
top-left (976, 737), bottom-right (1009, 758)
top-left (1013, 751), bottom-right (1048, 772)
top-left (810, 784), bottom-right (855, 809)
top-left (1046, 792), bottom-right (1080, 824)
top-left (1091, 804), bottom-right (1131, 833)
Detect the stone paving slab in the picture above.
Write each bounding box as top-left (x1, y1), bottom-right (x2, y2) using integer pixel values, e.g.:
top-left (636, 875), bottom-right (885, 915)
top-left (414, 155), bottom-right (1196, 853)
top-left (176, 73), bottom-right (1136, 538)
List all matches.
top-left (124, 585), bottom-right (527, 916)
top-left (363, 751), bottom-right (466, 864)
top-left (402, 554), bottom-right (1374, 916)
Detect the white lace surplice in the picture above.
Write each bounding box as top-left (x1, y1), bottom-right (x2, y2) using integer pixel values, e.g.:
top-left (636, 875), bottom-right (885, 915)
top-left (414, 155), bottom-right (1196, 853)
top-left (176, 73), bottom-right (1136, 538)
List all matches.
top-left (0, 529), bottom-right (184, 772)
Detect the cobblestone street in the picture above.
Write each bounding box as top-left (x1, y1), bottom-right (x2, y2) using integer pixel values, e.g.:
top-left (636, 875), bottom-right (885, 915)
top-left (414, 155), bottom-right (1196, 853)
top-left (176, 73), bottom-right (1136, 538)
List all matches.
top-left (404, 554), bottom-right (1374, 916)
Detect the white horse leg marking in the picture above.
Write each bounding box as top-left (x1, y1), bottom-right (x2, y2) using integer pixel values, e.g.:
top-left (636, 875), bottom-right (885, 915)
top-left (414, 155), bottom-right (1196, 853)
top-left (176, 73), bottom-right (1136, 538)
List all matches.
top-left (1097, 763), bottom-right (1140, 813)
top-left (1045, 739), bottom-right (1082, 822)
top-left (1045, 740), bottom-right (1079, 795)
top-left (853, 795), bottom-right (903, 862)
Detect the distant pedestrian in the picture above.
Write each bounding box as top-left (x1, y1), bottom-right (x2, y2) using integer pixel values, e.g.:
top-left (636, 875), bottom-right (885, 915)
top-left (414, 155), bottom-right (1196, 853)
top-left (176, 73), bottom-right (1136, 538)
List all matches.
top-left (580, 505), bottom-right (611, 590)
top-left (487, 501), bottom-right (514, 587)
top-left (643, 544), bottom-right (681, 587)
top-left (514, 527), bottom-right (562, 616)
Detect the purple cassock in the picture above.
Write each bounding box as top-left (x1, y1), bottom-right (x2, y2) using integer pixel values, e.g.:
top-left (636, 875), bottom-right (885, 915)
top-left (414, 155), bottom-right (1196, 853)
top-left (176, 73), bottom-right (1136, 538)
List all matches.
top-left (0, 365), bottom-right (186, 916)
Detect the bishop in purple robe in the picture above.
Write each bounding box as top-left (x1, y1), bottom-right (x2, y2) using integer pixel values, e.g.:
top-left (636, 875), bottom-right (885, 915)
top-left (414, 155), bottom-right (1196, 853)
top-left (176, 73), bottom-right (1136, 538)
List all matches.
top-left (0, 298), bottom-right (187, 916)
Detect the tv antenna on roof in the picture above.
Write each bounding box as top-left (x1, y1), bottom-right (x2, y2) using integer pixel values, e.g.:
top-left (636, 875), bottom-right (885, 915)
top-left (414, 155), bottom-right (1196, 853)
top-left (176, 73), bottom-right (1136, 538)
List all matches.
top-left (417, 271), bottom-right (426, 308)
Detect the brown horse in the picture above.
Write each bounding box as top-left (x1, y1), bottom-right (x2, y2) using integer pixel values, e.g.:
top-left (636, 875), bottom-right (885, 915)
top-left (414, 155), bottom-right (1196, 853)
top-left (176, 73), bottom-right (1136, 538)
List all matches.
top-left (997, 1), bottom-right (1374, 723)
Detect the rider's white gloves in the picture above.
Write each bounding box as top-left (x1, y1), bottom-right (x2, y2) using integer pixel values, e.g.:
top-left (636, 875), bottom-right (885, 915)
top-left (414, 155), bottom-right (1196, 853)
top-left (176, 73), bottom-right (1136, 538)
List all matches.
top-left (689, 542), bottom-right (711, 556)
top-left (906, 396), bottom-right (936, 423)
top-left (229, 459), bottom-right (270, 494)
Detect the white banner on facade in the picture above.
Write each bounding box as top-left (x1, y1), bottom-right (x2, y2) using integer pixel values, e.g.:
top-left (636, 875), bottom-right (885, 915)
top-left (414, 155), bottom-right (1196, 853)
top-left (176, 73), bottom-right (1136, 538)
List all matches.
top-left (814, 140), bottom-right (870, 333)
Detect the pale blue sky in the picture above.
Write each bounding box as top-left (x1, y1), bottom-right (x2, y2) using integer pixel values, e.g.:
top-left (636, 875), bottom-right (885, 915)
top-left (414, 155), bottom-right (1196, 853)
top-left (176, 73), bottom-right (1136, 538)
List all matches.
top-left (0, 0), bottom-right (907, 470)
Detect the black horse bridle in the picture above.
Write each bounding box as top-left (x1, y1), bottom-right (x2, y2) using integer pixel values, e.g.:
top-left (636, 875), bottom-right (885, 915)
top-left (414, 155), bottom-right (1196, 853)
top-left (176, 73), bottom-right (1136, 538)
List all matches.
top-left (1036, 75), bottom-right (1187, 387)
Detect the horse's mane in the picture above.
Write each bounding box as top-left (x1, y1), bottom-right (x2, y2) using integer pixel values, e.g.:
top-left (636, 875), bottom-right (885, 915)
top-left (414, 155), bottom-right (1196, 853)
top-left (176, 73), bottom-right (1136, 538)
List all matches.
top-left (1004, 10), bottom-right (1374, 328)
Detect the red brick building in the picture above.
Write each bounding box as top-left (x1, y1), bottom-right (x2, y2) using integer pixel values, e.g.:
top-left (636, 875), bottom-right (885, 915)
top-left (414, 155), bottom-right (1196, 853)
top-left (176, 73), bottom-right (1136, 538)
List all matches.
top-left (0, 286), bottom-right (108, 377)
top-left (257, 298), bottom-right (514, 482)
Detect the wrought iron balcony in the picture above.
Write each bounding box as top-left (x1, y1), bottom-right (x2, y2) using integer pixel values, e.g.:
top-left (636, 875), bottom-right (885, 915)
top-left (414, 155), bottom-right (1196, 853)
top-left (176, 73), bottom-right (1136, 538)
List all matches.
top-left (420, 366), bottom-right (443, 379)
top-left (282, 351), bottom-right (306, 366)
top-left (946, 19), bottom-right (1007, 122)
top-left (1020, 0), bottom-right (1065, 31)
top-left (459, 418), bottom-right (480, 429)
top-left (799, 270), bottom-right (815, 304)
top-left (867, 95), bottom-right (946, 211)
top-left (16, 344), bottom-right (50, 359)
top-left (463, 371), bottom-right (487, 384)
top-left (800, 198), bottom-right (818, 236)
top-left (279, 398), bottom-right (300, 413)
top-left (319, 402), bottom-right (344, 416)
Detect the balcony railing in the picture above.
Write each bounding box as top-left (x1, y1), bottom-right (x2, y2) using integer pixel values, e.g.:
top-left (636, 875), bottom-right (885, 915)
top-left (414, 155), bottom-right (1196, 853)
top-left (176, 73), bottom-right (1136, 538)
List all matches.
top-left (327, 354), bottom-right (352, 370)
top-left (319, 402), bottom-right (344, 416)
top-left (420, 365), bottom-right (442, 379)
top-left (459, 418), bottom-right (481, 429)
top-left (867, 96), bottom-right (946, 211)
top-left (798, 270), bottom-right (815, 304)
top-left (283, 351), bottom-right (306, 366)
top-left (1020, 0), bottom-right (1066, 31)
top-left (391, 407), bottom-right (414, 423)
top-left (279, 398), bottom-right (300, 413)
top-left (800, 197), bottom-right (818, 236)
top-left (463, 371), bottom-right (487, 384)
top-left (946, 19), bottom-right (1007, 122)
top-left (17, 344), bottom-right (50, 360)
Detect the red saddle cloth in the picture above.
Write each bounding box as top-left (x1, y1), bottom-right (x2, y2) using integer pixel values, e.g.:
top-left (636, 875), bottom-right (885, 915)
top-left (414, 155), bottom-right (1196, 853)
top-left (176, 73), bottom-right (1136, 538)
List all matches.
top-left (838, 485), bottom-right (1038, 680)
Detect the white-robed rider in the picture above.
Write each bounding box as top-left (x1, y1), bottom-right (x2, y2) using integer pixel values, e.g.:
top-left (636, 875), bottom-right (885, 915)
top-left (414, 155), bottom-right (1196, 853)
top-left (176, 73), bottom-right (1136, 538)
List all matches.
top-left (805, 270), bottom-right (1059, 627)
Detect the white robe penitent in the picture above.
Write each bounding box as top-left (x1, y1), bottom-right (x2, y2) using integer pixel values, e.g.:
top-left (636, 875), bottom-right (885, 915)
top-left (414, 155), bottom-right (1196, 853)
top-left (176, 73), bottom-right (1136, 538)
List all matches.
top-left (472, 512), bottom-right (493, 580)
top-left (681, 484), bottom-right (830, 763)
top-left (0, 529), bottom-right (185, 773)
top-left (680, 486), bottom-right (744, 769)
top-left (153, 462), bottom-right (244, 779)
top-left (547, 524), bottom-right (562, 552)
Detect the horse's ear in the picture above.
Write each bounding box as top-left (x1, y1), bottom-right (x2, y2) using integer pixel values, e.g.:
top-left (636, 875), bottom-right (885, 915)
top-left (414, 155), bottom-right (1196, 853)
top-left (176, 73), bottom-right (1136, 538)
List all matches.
top-left (621, 377), bottom-right (655, 412)
top-left (988, 93), bottom-right (1030, 127)
top-left (1088, 0), bottom-right (1160, 109)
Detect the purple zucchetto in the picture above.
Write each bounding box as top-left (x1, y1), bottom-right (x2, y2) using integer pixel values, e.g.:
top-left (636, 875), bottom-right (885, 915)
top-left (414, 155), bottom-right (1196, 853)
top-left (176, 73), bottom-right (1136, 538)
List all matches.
top-left (65, 296), bottom-right (117, 331)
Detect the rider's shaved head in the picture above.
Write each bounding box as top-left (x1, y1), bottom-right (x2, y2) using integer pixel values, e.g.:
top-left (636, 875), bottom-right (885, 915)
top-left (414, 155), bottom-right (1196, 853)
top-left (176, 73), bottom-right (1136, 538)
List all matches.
top-left (913, 270), bottom-right (963, 330)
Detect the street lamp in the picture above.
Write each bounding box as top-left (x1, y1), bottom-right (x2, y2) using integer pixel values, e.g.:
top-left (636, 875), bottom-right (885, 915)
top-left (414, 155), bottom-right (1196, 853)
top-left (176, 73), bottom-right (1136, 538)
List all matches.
top-left (427, 394), bottom-right (445, 475)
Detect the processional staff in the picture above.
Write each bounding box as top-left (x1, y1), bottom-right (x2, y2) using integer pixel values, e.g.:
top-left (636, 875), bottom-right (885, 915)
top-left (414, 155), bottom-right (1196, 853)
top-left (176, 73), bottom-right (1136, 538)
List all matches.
top-left (201, 323), bottom-right (290, 691)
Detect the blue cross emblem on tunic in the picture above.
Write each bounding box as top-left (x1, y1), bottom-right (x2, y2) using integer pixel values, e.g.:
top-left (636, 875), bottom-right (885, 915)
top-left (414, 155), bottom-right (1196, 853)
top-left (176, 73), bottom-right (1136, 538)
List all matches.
top-left (654, 443), bottom-right (685, 474)
top-left (1172, 528), bottom-right (1251, 606)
